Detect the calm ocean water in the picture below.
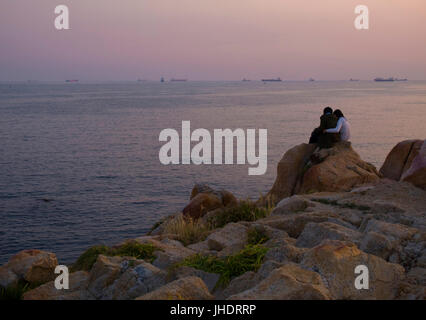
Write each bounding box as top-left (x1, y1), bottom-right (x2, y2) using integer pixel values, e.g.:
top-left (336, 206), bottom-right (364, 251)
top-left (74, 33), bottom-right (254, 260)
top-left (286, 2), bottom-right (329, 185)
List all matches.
top-left (1, 81), bottom-right (425, 264)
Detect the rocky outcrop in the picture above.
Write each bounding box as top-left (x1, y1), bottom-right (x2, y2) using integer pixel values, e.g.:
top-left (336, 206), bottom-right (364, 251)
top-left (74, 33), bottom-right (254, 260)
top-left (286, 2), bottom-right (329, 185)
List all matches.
top-left (5, 140), bottom-right (426, 301)
top-left (0, 250), bottom-right (58, 288)
top-left (265, 142), bottom-right (380, 204)
top-left (135, 276), bottom-right (214, 300)
top-left (298, 142), bottom-right (380, 195)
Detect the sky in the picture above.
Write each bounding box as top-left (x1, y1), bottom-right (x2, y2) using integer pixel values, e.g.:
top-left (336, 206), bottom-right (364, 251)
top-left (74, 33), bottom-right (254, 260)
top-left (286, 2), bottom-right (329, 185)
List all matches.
top-left (1, 0), bottom-right (425, 81)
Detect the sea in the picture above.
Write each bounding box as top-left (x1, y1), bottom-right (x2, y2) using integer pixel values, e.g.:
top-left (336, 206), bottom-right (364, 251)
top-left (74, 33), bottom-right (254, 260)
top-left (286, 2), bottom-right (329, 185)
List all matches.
top-left (1, 80), bottom-right (425, 264)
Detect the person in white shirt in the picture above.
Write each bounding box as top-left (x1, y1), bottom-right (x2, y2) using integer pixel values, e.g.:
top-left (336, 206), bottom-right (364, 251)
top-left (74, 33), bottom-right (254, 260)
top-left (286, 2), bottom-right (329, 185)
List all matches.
top-left (324, 109), bottom-right (351, 141)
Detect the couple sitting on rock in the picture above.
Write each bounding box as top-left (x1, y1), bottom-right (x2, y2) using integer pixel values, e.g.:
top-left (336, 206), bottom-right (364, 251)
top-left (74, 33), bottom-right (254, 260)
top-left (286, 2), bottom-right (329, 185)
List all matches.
top-left (309, 106), bottom-right (351, 149)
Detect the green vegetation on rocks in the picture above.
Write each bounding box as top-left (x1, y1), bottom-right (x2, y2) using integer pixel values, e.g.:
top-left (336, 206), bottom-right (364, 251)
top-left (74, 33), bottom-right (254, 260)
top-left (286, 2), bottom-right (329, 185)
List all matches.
top-left (174, 244), bottom-right (269, 287)
top-left (208, 200), bottom-right (272, 229)
top-left (247, 228), bottom-right (270, 245)
top-left (71, 241), bottom-right (157, 272)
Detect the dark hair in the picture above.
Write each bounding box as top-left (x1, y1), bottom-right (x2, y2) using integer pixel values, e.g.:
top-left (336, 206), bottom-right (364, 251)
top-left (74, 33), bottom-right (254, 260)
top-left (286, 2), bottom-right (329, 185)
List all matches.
top-left (323, 107), bottom-right (333, 114)
top-left (333, 109), bottom-right (344, 118)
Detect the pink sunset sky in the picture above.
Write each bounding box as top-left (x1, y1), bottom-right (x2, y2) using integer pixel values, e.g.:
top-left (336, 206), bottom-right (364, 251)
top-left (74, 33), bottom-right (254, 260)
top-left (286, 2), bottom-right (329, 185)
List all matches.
top-left (1, 0), bottom-right (425, 81)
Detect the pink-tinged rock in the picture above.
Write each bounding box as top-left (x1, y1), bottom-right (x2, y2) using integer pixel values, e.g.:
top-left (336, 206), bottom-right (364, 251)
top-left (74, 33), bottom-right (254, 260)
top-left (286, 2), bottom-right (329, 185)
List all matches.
top-left (401, 140), bottom-right (426, 190)
top-left (379, 139), bottom-right (422, 180)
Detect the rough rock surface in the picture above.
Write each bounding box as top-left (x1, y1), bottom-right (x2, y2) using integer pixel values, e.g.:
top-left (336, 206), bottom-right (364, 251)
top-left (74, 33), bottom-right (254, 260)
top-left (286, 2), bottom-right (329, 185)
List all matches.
top-left (171, 266), bottom-right (220, 292)
top-left (228, 263), bottom-right (331, 300)
top-left (23, 271), bottom-right (92, 300)
top-left (298, 142), bottom-right (380, 195)
top-left (87, 255), bottom-right (167, 300)
top-left (296, 222), bottom-right (362, 248)
top-left (206, 223), bottom-right (248, 255)
top-left (265, 143), bottom-right (316, 204)
top-left (301, 240), bottom-right (405, 299)
top-left (135, 276), bottom-right (214, 300)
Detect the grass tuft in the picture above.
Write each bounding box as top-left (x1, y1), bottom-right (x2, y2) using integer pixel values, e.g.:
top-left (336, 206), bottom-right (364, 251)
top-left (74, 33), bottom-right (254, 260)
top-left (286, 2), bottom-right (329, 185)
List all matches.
top-left (174, 244), bottom-right (269, 287)
top-left (247, 228), bottom-right (270, 245)
top-left (163, 215), bottom-right (210, 246)
top-left (208, 200), bottom-right (272, 229)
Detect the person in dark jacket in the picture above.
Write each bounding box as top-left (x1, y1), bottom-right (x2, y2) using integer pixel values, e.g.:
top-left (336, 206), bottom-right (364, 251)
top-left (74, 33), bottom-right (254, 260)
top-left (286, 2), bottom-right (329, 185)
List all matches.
top-left (309, 107), bottom-right (340, 148)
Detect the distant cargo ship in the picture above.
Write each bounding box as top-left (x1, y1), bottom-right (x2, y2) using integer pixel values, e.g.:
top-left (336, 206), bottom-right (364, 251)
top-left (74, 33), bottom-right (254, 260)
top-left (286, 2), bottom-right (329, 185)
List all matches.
top-left (170, 78), bottom-right (188, 82)
top-left (65, 80), bottom-right (79, 83)
top-left (308, 78), bottom-right (315, 82)
top-left (262, 77), bottom-right (282, 82)
top-left (374, 77), bottom-right (395, 82)
top-left (242, 78), bottom-right (251, 82)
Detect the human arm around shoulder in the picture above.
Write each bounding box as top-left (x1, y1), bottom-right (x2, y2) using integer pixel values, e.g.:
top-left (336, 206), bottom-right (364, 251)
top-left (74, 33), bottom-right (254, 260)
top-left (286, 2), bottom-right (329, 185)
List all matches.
top-left (325, 117), bottom-right (344, 133)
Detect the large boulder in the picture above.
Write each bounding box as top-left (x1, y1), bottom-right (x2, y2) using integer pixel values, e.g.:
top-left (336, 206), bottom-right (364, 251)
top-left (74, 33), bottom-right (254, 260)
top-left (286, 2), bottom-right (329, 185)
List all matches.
top-left (135, 276), bottom-right (214, 300)
top-left (265, 143), bottom-right (316, 204)
top-left (104, 261), bottom-right (167, 300)
top-left (87, 255), bottom-right (166, 300)
top-left (227, 263), bottom-right (331, 300)
top-left (3, 249), bottom-right (58, 286)
top-left (264, 142), bottom-right (380, 204)
top-left (301, 240), bottom-right (405, 299)
top-left (380, 139), bottom-right (423, 181)
top-left (298, 142), bottom-right (380, 194)
top-left (401, 140), bottom-right (426, 190)
top-left (23, 271), bottom-right (93, 300)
